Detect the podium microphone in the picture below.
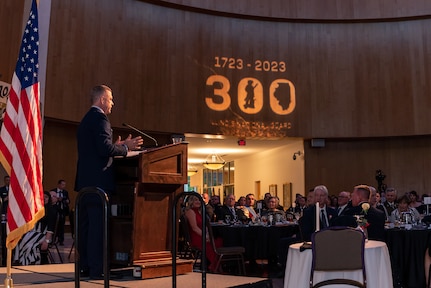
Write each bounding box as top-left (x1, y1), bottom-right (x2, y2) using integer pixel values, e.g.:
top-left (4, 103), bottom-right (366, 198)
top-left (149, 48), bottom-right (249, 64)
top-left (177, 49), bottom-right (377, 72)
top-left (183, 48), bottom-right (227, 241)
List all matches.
top-left (122, 123), bottom-right (158, 147)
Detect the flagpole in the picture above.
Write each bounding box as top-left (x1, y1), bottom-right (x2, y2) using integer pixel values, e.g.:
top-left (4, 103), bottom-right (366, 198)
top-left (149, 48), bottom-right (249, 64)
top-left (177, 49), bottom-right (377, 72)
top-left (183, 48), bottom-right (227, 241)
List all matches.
top-left (2, 0), bottom-right (42, 285)
top-left (4, 248), bottom-right (13, 288)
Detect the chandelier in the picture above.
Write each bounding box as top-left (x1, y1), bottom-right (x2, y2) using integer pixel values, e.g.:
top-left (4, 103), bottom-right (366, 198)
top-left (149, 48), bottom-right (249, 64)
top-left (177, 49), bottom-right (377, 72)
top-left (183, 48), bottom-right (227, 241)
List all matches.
top-left (203, 153), bottom-right (225, 170)
top-left (187, 165), bottom-right (198, 176)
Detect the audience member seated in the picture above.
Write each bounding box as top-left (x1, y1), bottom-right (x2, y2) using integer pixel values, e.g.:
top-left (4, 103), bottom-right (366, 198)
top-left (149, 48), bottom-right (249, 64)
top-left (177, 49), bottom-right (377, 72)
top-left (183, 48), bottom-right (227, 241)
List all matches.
top-left (383, 187), bottom-right (398, 220)
top-left (184, 195), bottom-right (222, 272)
top-left (409, 190), bottom-right (426, 214)
top-left (370, 188), bottom-right (389, 217)
top-left (209, 195), bottom-right (223, 222)
top-left (216, 194), bottom-right (246, 223)
top-left (328, 195), bottom-right (338, 209)
top-left (239, 193), bottom-right (258, 221)
top-left (390, 194), bottom-right (420, 223)
top-left (202, 192), bottom-right (215, 221)
top-left (299, 185), bottom-right (336, 242)
top-left (306, 189), bottom-right (315, 206)
top-left (14, 191), bottom-right (58, 265)
top-left (335, 191), bottom-right (351, 216)
top-left (343, 185), bottom-right (385, 241)
top-left (297, 195), bottom-right (307, 213)
top-left (262, 196), bottom-right (286, 224)
top-left (290, 195), bottom-right (307, 215)
top-left (235, 196), bottom-right (246, 209)
top-left (274, 196), bottom-right (284, 211)
top-left (409, 190), bottom-right (422, 207)
top-left (256, 192), bottom-right (272, 211)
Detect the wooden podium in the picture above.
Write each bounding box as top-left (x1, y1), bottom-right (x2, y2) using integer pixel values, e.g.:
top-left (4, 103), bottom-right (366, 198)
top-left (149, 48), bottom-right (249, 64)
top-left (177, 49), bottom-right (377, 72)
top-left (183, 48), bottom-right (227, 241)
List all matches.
top-left (110, 142), bottom-right (192, 278)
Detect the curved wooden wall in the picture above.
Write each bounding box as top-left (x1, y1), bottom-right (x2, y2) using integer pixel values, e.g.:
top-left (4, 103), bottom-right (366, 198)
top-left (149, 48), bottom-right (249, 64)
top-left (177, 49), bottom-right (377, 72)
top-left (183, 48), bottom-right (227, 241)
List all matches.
top-left (2, 0), bottom-right (431, 197)
top-left (42, 0), bottom-right (431, 139)
top-left (155, 0), bottom-right (431, 21)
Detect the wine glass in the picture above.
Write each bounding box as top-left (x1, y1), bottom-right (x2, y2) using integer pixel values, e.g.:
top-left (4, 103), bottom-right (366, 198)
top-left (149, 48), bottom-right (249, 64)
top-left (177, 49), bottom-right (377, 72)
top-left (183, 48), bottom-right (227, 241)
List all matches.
top-left (286, 213), bottom-right (293, 223)
top-left (233, 214), bottom-right (238, 224)
top-left (225, 215), bottom-right (231, 224)
top-left (294, 212), bottom-right (301, 223)
top-left (261, 215), bottom-right (268, 225)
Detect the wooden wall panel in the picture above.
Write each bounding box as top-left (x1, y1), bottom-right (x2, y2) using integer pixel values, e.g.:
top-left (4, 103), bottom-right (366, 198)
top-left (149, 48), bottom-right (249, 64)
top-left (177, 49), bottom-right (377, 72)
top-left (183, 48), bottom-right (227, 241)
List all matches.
top-left (43, 0), bottom-right (431, 139)
top-left (304, 136), bottom-right (431, 197)
top-left (0, 0), bottom-right (25, 85)
top-left (42, 120), bottom-right (78, 203)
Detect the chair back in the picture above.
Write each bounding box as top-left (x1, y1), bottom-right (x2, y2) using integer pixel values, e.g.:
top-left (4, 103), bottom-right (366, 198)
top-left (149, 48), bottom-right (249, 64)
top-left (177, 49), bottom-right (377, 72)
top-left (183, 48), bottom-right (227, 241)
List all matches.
top-left (69, 209), bottom-right (75, 239)
top-left (206, 215), bottom-right (218, 253)
top-left (312, 226), bottom-right (365, 272)
top-left (310, 226), bottom-right (367, 288)
top-left (179, 213), bottom-right (195, 250)
top-left (52, 212), bottom-right (61, 244)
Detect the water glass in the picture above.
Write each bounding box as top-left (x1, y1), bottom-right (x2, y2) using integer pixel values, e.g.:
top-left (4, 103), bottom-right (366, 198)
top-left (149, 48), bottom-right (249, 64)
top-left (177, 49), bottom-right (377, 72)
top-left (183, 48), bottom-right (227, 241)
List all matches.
top-left (225, 215), bottom-right (231, 224)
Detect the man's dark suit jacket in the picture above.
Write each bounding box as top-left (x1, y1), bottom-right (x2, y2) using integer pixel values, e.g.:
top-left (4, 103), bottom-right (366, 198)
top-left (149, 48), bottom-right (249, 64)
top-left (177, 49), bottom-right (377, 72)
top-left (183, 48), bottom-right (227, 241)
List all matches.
top-left (0, 185), bottom-right (8, 215)
top-left (299, 204), bottom-right (337, 242)
top-left (74, 107), bottom-right (128, 193)
top-left (50, 188), bottom-right (70, 216)
top-left (341, 203), bottom-right (386, 241)
top-left (216, 205), bottom-right (246, 223)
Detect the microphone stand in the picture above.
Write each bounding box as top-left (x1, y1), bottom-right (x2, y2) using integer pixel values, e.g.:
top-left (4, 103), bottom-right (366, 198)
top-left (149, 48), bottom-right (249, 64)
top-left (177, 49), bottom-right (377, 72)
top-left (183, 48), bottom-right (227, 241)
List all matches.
top-left (122, 123), bottom-right (158, 147)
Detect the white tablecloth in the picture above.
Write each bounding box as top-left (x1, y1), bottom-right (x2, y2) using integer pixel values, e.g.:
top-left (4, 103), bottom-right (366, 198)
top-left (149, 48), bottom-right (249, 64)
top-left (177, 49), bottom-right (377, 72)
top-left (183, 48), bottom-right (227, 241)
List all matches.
top-left (284, 240), bottom-right (393, 288)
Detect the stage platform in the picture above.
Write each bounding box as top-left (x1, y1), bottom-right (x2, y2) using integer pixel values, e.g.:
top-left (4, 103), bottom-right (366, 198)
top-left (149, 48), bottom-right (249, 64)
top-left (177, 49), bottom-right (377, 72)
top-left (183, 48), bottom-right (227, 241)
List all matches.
top-left (0, 232), bottom-right (283, 288)
top-left (0, 263), bottom-right (279, 288)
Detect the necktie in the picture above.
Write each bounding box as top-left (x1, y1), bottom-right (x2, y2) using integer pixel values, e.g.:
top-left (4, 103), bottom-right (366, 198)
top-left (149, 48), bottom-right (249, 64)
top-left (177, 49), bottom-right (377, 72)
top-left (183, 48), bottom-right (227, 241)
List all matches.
top-left (230, 207), bottom-right (235, 216)
top-left (321, 209), bottom-right (328, 228)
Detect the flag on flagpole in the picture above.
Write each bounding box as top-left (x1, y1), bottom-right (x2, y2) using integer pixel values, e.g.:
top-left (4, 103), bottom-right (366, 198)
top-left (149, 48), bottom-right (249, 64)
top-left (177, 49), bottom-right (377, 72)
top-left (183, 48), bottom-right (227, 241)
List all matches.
top-left (0, 0), bottom-right (44, 249)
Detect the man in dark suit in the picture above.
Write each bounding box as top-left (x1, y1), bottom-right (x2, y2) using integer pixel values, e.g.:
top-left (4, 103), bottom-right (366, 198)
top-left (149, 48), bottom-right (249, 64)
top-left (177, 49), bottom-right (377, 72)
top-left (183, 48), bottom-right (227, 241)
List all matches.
top-left (336, 191), bottom-right (351, 216)
top-left (74, 85), bottom-right (143, 279)
top-left (382, 187), bottom-right (398, 220)
top-left (216, 194), bottom-right (245, 223)
top-left (344, 185), bottom-right (385, 241)
top-left (51, 179), bottom-right (69, 245)
top-left (299, 185), bottom-right (337, 242)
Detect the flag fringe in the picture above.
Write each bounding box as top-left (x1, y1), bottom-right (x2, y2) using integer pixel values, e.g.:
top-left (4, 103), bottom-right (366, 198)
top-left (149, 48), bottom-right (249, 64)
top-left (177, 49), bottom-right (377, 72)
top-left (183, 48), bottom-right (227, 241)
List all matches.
top-left (6, 207), bottom-right (44, 250)
top-left (0, 151), bottom-right (11, 175)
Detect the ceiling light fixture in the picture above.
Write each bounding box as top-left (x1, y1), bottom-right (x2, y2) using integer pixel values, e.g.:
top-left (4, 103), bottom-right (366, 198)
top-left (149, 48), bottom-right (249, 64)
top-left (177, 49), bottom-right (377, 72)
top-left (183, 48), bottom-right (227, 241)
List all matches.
top-left (203, 153), bottom-right (225, 170)
top-left (187, 164), bottom-right (198, 176)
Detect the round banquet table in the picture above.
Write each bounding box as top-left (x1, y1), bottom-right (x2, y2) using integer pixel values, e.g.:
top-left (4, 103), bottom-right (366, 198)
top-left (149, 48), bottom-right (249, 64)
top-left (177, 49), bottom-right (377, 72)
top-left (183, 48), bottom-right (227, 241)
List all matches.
top-left (283, 240), bottom-right (393, 288)
top-left (211, 223), bottom-right (299, 261)
top-left (384, 227), bottom-right (431, 288)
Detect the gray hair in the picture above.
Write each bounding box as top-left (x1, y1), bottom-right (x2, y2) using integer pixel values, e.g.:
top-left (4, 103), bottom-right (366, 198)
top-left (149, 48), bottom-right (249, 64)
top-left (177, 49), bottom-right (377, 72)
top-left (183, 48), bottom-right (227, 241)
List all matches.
top-left (314, 185), bottom-right (328, 196)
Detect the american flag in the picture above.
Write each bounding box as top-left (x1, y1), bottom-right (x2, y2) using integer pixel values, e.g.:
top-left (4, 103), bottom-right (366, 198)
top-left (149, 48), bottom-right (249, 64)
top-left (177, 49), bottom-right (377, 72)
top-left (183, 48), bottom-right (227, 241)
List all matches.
top-left (0, 0), bottom-right (44, 249)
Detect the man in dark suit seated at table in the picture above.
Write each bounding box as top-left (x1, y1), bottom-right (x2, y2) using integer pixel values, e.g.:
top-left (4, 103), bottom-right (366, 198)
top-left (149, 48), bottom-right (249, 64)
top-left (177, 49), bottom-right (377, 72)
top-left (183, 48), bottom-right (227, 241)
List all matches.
top-left (216, 194), bottom-right (245, 223)
top-left (299, 185), bottom-right (337, 242)
top-left (337, 185), bottom-right (386, 241)
top-left (336, 191), bottom-right (352, 216)
top-left (383, 187), bottom-right (398, 220)
top-left (210, 195), bottom-right (223, 221)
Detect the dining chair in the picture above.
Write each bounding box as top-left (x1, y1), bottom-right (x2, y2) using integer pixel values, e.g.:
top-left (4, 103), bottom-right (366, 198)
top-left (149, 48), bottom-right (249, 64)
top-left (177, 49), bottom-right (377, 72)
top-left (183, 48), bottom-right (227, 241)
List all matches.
top-left (207, 218), bottom-right (246, 275)
top-left (68, 209), bottom-right (75, 261)
top-left (47, 213), bottom-right (64, 264)
top-left (310, 226), bottom-right (366, 288)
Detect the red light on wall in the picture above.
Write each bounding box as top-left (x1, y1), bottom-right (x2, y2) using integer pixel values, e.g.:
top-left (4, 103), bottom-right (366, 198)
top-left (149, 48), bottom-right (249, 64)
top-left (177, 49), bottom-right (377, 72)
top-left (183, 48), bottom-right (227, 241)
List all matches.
top-left (237, 139), bottom-right (246, 146)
